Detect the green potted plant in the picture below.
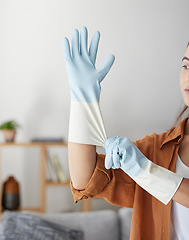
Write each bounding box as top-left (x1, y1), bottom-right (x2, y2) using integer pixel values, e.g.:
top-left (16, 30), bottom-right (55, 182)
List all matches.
top-left (0, 120), bottom-right (20, 142)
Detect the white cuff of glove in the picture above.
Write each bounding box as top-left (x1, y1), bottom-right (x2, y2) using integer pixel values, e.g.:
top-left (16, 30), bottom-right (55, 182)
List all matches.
top-left (132, 161), bottom-right (183, 205)
top-left (69, 101), bottom-right (107, 146)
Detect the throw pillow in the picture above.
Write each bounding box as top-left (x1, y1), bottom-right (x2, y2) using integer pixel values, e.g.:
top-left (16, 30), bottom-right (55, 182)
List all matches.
top-left (0, 211), bottom-right (83, 240)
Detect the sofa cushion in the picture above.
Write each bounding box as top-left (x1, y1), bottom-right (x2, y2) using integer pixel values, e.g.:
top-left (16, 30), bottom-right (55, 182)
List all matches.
top-left (35, 210), bottom-right (119, 240)
top-left (118, 208), bottom-right (133, 240)
top-left (0, 211), bottom-right (83, 240)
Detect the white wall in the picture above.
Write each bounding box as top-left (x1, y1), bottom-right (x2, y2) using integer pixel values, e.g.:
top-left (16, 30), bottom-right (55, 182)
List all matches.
top-left (0, 0), bottom-right (188, 213)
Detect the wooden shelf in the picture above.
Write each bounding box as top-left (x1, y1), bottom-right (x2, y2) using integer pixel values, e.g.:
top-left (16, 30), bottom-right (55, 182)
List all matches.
top-left (19, 207), bottom-right (42, 213)
top-left (46, 180), bottom-right (70, 186)
top-left (0, 208), bottom-right (42, 216)
top-left (0, 142), bottom-right (91, 213)
top-left (0, 142), bottom-right (68, 147)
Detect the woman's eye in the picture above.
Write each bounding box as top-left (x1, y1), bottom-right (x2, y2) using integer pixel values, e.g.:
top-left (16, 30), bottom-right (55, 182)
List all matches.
top-left (182, 65), bottom-right (189, 69)
top-left (183, 65), bottom-right (189, 69)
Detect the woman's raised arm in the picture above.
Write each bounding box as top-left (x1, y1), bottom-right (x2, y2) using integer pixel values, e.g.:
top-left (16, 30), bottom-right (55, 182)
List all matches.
top-left (62, 27), bottom-right (114, 189)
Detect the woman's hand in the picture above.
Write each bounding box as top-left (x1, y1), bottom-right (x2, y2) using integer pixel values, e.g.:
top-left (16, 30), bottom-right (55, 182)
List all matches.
top-left (62, 26), bottom-right (115, 103)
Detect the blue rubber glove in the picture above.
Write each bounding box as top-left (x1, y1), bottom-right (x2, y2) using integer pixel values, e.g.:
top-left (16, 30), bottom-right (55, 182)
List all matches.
top-left (104, 136), bottom-right (183, 205)
top-left (104, 136), bottom-right (147, 176)
top-left (62, 26), bottom-right (115, 103)
top-left (62, 27), bottom-right (115, 146)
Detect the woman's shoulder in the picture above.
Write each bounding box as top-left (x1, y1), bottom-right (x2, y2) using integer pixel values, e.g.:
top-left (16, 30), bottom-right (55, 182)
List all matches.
top-left (134, 130), bottom-right (170, 148)
top-left (133, 118), bottom-right (187, 154)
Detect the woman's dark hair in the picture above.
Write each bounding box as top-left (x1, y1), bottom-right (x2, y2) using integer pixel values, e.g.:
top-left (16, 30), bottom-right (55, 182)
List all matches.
top-left (174, 105), bottom-right (188, 127)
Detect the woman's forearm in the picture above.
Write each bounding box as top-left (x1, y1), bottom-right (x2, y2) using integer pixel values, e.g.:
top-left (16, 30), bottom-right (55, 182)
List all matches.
top-left (68, 142), bottom-right (96, 190)
top-left (172, 178), bottom-right (189, 207)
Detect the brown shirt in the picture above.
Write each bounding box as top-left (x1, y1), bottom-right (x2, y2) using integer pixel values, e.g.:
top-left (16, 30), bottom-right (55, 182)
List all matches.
top-left (71, 118), bottom-right (187, 240)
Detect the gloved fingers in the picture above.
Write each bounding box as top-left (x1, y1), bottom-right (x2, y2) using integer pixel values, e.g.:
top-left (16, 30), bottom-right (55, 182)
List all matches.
top-left (112, 147), bottom-right (121, 168)
top-left (97, 54), bottom-right (115, 82)
top-left (80, 26), bottom-right (89, 57)
top-left (71, 29), bottom-right (79, 58)
top-left (121, 149), bottom-right (127, 164)
top-left (89, 31), bottom-right (100, 65)
top-left (62, 37), bottom-right (72, 63)
top-left (105, 148), bottom-right (113, 169)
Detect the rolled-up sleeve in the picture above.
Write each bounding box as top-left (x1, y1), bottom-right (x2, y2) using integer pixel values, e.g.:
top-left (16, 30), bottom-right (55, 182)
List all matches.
top-left (71, 153), bottom-right (135, 208)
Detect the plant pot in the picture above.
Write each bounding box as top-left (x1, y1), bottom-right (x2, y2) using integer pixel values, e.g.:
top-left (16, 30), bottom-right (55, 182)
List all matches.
top-left (2, 130), bottom-right (16, 142)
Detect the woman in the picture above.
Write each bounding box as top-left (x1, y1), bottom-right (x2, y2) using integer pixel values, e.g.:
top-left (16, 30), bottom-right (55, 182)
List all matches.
top-left (63, 27), bottom-right (189, 240)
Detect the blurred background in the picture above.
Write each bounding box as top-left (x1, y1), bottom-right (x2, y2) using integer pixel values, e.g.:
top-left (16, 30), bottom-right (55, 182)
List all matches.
top-left (0, 0), bottom-right (188, 213)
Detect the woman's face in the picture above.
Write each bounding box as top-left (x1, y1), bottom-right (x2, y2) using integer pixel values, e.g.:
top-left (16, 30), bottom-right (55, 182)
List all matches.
top-left (180, 46), bottom-right (189, 106)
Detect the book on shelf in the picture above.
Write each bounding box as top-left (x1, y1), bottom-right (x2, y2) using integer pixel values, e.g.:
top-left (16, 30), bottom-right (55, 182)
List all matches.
top-left (46, 150), bottom-right (68, 183)
top-left (51, 155), bottom-right (68, 183)
top-left (46, 150), bottom-right (59, 182)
